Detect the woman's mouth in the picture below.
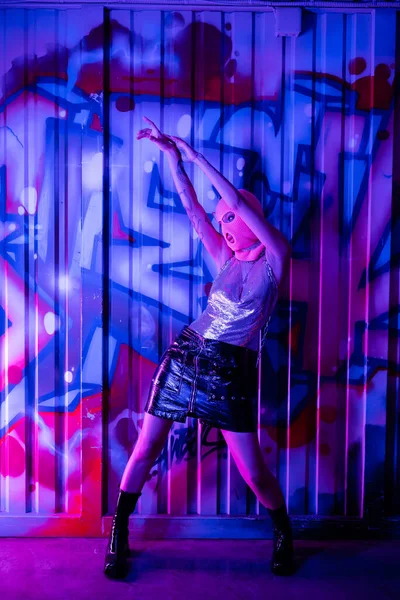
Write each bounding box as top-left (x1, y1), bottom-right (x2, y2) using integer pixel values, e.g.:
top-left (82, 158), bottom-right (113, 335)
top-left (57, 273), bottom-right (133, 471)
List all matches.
top-left (226, 233), bottom-right (234, 244)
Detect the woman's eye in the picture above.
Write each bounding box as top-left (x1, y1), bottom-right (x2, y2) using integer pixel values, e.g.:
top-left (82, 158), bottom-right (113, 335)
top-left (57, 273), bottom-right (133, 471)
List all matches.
top-left (222, 212), bottom-right (235, 223)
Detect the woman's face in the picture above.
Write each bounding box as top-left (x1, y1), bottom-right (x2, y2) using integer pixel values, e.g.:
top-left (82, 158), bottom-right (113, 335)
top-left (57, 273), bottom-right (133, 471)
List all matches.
top-left (213, 210), bottom-right (236, 245)
top-left (213, 193), bottom-right (263, 255)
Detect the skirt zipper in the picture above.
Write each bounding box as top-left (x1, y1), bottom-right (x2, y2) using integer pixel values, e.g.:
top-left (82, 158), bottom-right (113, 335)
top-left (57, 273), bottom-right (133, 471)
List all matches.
top-left (189, 340), bottom-right (204, 414)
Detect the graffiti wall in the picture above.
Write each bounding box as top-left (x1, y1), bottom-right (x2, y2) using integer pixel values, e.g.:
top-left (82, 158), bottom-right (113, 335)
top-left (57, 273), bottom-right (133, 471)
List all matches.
top-left (0, 5), bottom-right (399, 536)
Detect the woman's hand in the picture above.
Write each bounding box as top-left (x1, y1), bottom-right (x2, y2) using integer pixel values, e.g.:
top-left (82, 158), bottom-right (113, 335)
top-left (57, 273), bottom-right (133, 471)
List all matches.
top-left (164, 135), bottom-right (199, 162)
top-left (137, 116), bottom-right (178, 155)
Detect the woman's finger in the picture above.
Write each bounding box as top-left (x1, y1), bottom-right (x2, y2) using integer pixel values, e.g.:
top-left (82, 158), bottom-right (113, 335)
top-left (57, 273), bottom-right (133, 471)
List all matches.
top-left (143, 116), bottom-right (161, 135)
top-left (143, 116), bottom-right (155, 125)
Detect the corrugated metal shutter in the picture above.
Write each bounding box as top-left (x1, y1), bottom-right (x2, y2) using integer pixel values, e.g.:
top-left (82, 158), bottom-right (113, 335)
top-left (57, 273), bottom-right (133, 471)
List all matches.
top-left (0, 4), bottom-right (398, 536)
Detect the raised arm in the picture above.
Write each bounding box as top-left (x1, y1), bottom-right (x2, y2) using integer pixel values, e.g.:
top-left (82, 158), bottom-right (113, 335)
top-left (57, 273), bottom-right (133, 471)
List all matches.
top-left (193, 153), bottom-right (291, 262)
top-left (167, 134), bottom-right (291, 263)
top-left (137, 118), bottom-right (230, 269)
top-left (166, 149), bottom-right (229, 266)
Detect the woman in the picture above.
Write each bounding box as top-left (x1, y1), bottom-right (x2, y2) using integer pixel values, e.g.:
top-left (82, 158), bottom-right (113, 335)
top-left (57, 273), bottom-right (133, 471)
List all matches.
top-left (104, 117), bottom-right (293, 579)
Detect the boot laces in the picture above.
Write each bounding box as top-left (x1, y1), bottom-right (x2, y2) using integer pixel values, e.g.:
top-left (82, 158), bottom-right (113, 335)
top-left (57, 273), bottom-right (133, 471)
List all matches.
top-left (273, 528), bottom-right (291, 554)
top-left (109, 515), bottom-right (128, 554)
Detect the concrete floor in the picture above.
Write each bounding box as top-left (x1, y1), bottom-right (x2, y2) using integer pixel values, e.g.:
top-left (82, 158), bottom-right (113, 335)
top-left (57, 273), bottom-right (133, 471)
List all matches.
top-left (0, 538), bottom-right (399, 600)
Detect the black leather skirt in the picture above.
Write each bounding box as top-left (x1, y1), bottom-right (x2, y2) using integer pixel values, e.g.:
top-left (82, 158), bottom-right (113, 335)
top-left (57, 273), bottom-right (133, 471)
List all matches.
top-left (144, 325), bottom-right (258, 432)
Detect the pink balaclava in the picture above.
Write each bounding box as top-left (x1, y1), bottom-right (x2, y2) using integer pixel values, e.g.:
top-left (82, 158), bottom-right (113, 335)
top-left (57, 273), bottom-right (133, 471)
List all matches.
top-left (215, 189), bottom-right (265, 261)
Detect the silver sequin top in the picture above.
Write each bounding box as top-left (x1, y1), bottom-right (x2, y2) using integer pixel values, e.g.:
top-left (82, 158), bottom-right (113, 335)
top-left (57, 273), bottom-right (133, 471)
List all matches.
top-left (189, 252), bottom-right (279, 351)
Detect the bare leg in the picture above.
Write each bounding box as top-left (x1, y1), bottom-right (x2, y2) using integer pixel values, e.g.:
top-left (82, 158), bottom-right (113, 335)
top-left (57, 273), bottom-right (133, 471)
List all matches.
top-left (220, 429), bottom-right (285, 510)
top-left (120, 412), bottom-right (173, 493)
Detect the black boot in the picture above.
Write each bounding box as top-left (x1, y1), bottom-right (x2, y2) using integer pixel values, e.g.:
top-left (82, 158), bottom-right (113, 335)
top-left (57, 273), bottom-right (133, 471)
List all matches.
top-left (267, 503), bottom-right (294, 576)
top-left (104, 488), bottom-right (142, 579)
